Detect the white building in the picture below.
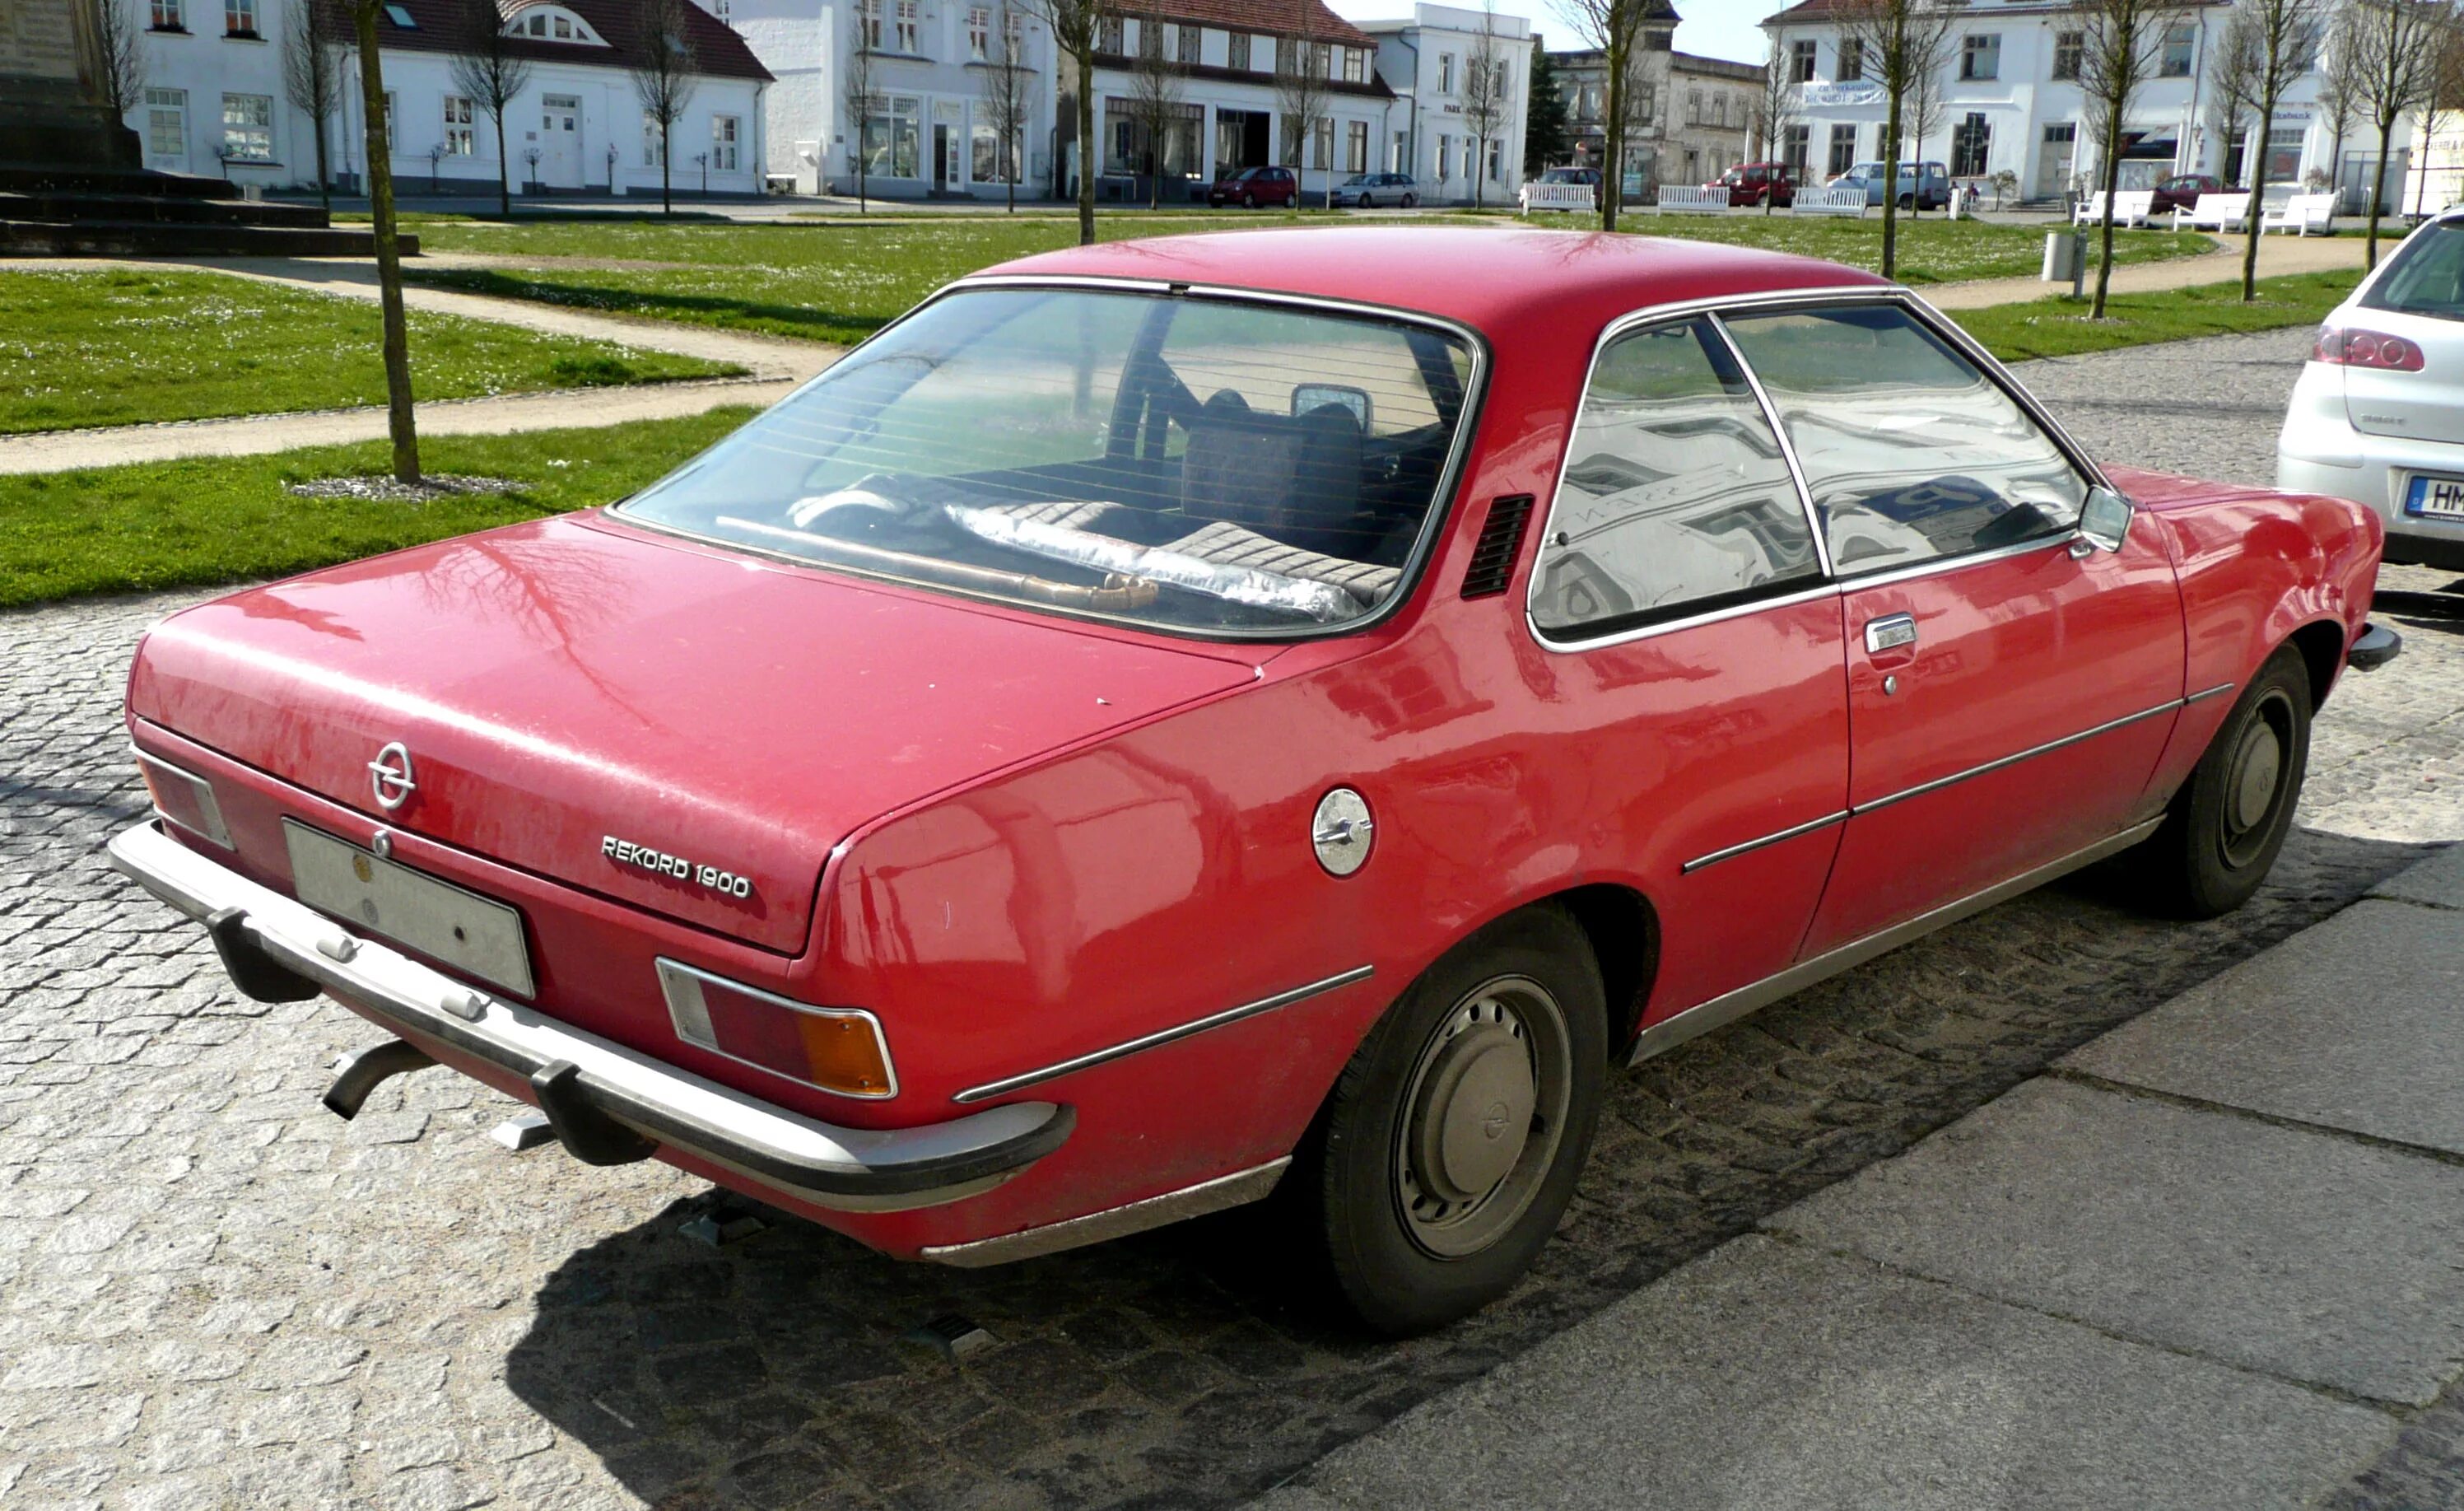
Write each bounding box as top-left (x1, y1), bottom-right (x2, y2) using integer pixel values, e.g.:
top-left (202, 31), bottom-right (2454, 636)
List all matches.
top-left (127, 0), bottom-right (771, 198)
top-left (1360, 4), bottom-right (1535, 206)
top-left (1763, 0), bottom-right (2401, 207)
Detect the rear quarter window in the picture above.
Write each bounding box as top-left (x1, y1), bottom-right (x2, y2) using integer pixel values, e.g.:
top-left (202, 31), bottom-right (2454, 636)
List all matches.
top-left (2363, 222), bottom-right (2464, 320)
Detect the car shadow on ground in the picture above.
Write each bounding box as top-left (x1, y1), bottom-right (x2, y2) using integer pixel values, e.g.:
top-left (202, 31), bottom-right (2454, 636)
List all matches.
top-left (502, 827), bottom-right (2434, 1511)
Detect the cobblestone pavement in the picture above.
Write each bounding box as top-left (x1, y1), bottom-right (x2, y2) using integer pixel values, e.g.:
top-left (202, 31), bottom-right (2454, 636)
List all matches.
top-left (3, 328), bottom-right (2461, 1510)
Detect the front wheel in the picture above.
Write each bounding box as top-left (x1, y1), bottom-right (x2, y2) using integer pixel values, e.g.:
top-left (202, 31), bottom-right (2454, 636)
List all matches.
top-left (1293, 906), bottom-right (1607, 1336)
top-left (1898, 193), bottom-right (1915, 210)
top-left (1358, 193), bottom-right (1374, 208)
top-left (1241, 191), bottom-right (1257, 208)
top-left (2131, 646), bottom-right (2313, 918)
top-left (1404, 193), bottom-right (1418, 208)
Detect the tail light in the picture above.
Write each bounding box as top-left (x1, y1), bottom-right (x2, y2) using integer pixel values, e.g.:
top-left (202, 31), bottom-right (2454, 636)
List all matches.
top-left (655, 959), bottom-right (896, 1098)
top-left (2313, 326), bottom-right (2426, 371)
top-left (135, 749), bottom-right (232, 848)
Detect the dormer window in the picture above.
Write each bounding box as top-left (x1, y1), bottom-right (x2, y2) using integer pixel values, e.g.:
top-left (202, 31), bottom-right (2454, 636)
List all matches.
top-left (382, 2), bottom-right (414, 25)
top-left (508, 5), bottom-right (606, 44)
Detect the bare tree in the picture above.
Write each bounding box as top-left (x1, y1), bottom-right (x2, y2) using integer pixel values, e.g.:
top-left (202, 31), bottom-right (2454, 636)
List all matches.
top-left (2315, 5), bottom-right (2364, 209)
top-left (979, 2), bottom-right (1032, 212)
top-left (2075, 0), bottom-right (2187, 315)
top-left (1460, 12), bottom-right (1509, 209)
top-left (2217, 0), bottom-right (2322, 300)
top-left (2343, 0), bottom-right (2448, 267)
top-left (843, 0), bottom-right (877, 212)
top-left (447, 0), bottom-right (533, 217)
top-left (1029, 0), bottom-right (1109, 244)
top-left (1127, 14), bottom-right (1185, 208)
top-left (2412, 17), bottom-right (2464, 217)
top-left (1834, 0), bottom-right (1958, 277)
top-left (630, 0), bottom-right (699, 216)
top-left (2207, 7), bottom-right (2262, 184)
top-left (1557, 0), bottom-right (1656, 230)
top-left (1901, 26), bottom-right (1945, 219)
top-left (1752, 40), bottom-right (1800, 216)
top-left (345, 0), bottom-right (417, 484)
top-left (89, 0), bottom-right (146, 125)
top-left (282, 0), bottom-right (351, 211)
top-left (1274, 14), bottom-right (1332, 209)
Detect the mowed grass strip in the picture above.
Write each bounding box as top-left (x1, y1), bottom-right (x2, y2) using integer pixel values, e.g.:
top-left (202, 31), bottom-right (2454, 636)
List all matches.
top-left (403, 212), bottom-right (2212, 344)
top-left (1954, 268), bottom-right (2363, 362)
top-left (0, 268), bottom-right (744, 436)
top-left (0, 408), bottom-right (751, 608)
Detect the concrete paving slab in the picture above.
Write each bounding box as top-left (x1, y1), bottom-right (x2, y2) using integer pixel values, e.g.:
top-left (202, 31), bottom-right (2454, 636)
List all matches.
top-left (2370, 844), bottom-right (2464, 911)
top-left (1768, 1078), bottom-right (2464, 1406)
top-left (1281, 1237), bottom-right (2392, 1511)
top-left (2062, 899), bottom-right (2464, 1153)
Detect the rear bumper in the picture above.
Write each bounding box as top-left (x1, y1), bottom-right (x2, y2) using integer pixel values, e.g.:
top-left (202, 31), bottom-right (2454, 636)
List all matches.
top-left (2277, 385), bottom-right (2464, 571)
top-left (106, 819), bottom-right (1074, 1212)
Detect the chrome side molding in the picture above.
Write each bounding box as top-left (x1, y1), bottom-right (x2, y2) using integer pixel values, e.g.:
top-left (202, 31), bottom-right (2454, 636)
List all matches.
top-left (1636, 815), bottom-right (2166, 1066)
top-left (920, 1158), bottom-right (1293, 1267)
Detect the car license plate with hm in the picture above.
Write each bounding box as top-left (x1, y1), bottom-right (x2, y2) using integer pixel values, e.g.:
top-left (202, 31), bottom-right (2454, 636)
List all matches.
top-left (282, 821), bottom-right (534, 996)
top-left (2407, 474), bottom-right (2464, 520)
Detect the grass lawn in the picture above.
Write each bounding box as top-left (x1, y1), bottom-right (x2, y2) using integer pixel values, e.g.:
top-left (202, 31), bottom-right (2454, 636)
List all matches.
top-left (0, 268), bottom-right (743, 436)
top-left (1953, 268), bottom-right (2362, 363)
top-left (0, 408), bottom-right (751, 608)
top-left (401, 211), bottom-right (2210, 346)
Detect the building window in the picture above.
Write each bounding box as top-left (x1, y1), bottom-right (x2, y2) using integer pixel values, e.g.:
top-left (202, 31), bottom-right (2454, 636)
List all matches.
top-left (220, 93), bottom-right (272, 160)
top-left (862, 93), bottom-right (920, 177)
top-left (444, 95), bottom-right (474, 154)
top-left (1577, 82), bottom-right (1600, 122)
top-left (1313, 41), bottom-right (1331, 78)
top-left (145, 88), bottom-right (187, 156)
top-left (150, 0), bottom-right (185, 30)
top-left (1959, 33), bottom-right (1999, 82)
top-left (972, 120), bottom-right (1014, 180)
top-left (713, 114), bottom-right (739, 170)
top-left (894, 0), bottom-right (917, 52)
top-left (2160, 23), bottom-right (2194, 77)
top-left (1137, 16), bottom-right (1160, 56)
top-left (1098, 13), bottom-right (1121, 53)
top-left (1837, 38), bottom-right (1862, 82)
top-left (1437, 133), bottom-right (1451, 180)
top-left (1179, 23), bottom-right (1199, 65)
top-left (1686, 89), bottom-right (1701, 125)
top-left (1228, 31), bottom-right (1249, 69)
top-left (967, 4), bottom-right (988, 58)
top-left (1633, 83), bottom-right (1654, 124)
top-left (2052, 30), bottom-right (2082, 82)
top-left (713, 0), bottom-right (727, 20)
top-left (857, 0), bottom-right (879, 48)
top-left (1951, 111), bottom-right (1989, 175)
top-left (1311, 116), bottom-right (1331, 170)
top-left (1438, 52), bottom-right (1453, 92)
top-left (1827, 121), bottom-right (1856, 177)
top-left (1347, 46), bottom-right (1367, 82)
top-left (224, 0), bottom-right (256, 35)
top-left (1348, 119), bottom-right (1368, 173)
top-left (1392, 128), bottom-right (1407, 170)
top-left (1486, 137), bottom-right (1501, 182)
top-left (1783, 123), bottom-right (1809, 178)
top-left (1789, 38), bottom-right (1815, 82)
top-left (1712, 93), bottom-right (1726, 128)
top-left (643, 111), bottom-right (664, 166)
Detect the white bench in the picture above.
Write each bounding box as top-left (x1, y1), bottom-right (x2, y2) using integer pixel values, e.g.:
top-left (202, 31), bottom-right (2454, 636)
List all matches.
top-left (1520, 182), bottom-right (1595, 214)
top-left (2171, 190), bottom-right (2252, 232)
top-left (2074, 189), bottom-right (2155, 228)
top-left (1791, 185), bottom-right (1868, 217)
top-left (2262, 193), bottom-right (2336, 235)
top-left (1653, 186), bottom-right (1729, 214)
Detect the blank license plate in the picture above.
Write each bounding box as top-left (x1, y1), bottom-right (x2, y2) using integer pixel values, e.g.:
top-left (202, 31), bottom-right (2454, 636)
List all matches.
top-left (283, 821), bottom-right (535, 997)
top-left (2406, 474), bottom-right (2464, 519)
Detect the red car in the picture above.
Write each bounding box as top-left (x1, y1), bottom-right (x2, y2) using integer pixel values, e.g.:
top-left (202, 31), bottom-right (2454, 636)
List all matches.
top-left (111, 230), bottom-right (2398, 1334)
top-left (2150, 172), bottom-right (2224, 214)
top-left (1208, 165), bottom-right (1297, 208)
top-left (1713, 160), bottom-right (1796, 208)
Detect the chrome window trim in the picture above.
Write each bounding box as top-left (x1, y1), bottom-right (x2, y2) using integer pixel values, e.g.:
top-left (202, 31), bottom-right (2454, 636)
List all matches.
top-left (612, 274), bottom-right (1492, 648)
top-left (1679, 809), bottom-right (1848, 874)
top-left (1706, 310), bottom-right (1836, 579)
top-left (1831, 529), bottom-right (2080, 592)
top-left (1528, 580), bottom-right (1842, 653)
top-left (655, 956), bottom-right (901, 1101)
top-left (952, 963), bottom-right (1375, 1104)
top-left (2184, 681), bottom-right (2237, 705)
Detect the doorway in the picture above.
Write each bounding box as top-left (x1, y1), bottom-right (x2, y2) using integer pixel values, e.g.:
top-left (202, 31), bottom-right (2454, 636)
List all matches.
top-left (539, 95), bottom-right (581, 189)
top-left (934, 124), bottom-right (954, 191)
top-left (2035, 123), bottom-right (2075, 199)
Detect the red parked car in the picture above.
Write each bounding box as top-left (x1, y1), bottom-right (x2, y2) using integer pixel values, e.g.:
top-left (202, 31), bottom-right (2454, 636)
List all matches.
top-left (2150, 172), bottom-right (2224, 213)
top-left (1713, 160), bottom-right (1796, 208)
top-left (112, 229), bottom-right (2398, 1334)
top-left (1208, 165), bottom-right (1297, 208)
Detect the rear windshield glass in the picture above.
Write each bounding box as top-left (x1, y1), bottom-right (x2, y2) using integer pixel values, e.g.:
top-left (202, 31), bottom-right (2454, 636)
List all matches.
top-left (2363, 222), bottom-right (2464, 320)
top-left (617, 287), bottom-right (1478, 637)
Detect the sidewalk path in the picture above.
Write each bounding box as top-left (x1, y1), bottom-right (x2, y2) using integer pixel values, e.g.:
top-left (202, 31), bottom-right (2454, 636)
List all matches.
top-left (1923, 226), bottom-right (2369, 308)
top-left (1260, 846), bottom-right (2464, 1511)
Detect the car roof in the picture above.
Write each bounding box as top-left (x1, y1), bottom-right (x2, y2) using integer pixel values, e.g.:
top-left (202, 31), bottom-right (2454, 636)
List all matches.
top-left (974, 227), bottom-right (1889, 343)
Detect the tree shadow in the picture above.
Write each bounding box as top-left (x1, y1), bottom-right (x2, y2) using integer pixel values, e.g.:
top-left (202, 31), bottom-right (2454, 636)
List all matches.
top-left (404, 269), bottom-right (883, 346)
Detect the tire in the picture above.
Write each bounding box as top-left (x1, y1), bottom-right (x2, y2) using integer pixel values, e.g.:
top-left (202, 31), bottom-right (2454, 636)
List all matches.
top-left (1359, 194), bottom-right (1374, 208)
top-left (1404, 194), bottom-right (1418, 208)
top-left (2131, 646), bottom-right (2313, 919)
top-left (1898, 193), bottom-right (1914, 210)
top-left (1292, 905), bottom-right (1608, 1336)
top-left (1242, 191), bottom-right (1257, 208)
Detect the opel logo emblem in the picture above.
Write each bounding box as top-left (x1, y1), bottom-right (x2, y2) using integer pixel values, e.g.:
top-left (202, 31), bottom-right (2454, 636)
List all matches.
top-left (367, 741), bottom-right (417, 811)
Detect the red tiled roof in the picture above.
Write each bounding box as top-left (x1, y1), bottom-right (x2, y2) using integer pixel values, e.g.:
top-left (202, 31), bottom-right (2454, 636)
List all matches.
top-left (355, 0), bottom-right (773, 84)
top-left (1123, 0), bottom-right (1376, 51)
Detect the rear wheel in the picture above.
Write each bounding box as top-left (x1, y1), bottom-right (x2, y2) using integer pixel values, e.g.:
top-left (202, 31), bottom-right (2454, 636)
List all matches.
top-left (1898, 192), bottom-right (1915, 210)
top-left (2131, 646), bottom-right (2312, 918)
top-left (1404, 193), bottom-right (1418, 208)
top-left (1294, 906), bottom-right (1606, 1336)
top-left (1242, 191), bottom-right (1257, 208)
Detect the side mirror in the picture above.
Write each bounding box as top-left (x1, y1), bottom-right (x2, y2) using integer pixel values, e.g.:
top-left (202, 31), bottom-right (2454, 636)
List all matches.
top-left (2079, 486), bottom-right (2135, 553)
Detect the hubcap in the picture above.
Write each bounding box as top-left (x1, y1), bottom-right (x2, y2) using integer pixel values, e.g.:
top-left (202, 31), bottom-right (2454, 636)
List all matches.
top-left (2219, 688), bottom-right (2296, 868)
top-left (1393, 976), bottom-right (1571, 1258)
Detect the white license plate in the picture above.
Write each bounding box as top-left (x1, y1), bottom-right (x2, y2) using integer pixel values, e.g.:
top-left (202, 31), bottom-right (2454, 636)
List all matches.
top-left (2406, 474), bottom-right (2464, 519)
top-left (283, 822), bottom-right (535, 996)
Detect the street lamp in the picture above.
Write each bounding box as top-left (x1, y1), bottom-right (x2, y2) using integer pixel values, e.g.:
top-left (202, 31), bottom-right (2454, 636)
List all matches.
top-left (524, 147), bottom-right (542, 196)
top-left (695, 151), bottom-right (709, 198)
top-left (607, 142), bottom-right (618, 194)
top-left (427, 143), bottom-right (445, 195)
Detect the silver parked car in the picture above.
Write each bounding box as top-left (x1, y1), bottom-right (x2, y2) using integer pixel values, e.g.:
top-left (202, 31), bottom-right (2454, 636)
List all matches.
top-left (2278, 207), bottom-right (2464, 571)
top-left (1330, 171), bottom-right (1420, 208)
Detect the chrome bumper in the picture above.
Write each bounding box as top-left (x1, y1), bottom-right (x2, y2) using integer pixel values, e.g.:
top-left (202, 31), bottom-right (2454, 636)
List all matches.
top-left (106, 820), bottom-right (1073, 1212)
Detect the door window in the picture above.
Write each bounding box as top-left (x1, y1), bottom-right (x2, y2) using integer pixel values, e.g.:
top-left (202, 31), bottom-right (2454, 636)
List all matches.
top-left (1531, 317), bottom-right (1823, 637)
top-left (1721, 303), bottom-right (2087, 576)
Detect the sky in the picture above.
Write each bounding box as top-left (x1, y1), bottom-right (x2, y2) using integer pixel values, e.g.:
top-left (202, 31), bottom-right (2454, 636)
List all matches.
top-left (1325, 1), bottom-right (1793, 65)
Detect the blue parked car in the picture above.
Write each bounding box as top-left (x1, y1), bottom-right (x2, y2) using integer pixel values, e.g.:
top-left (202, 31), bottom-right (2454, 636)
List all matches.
top-left (1830, 160), bottom-right (1951, 211)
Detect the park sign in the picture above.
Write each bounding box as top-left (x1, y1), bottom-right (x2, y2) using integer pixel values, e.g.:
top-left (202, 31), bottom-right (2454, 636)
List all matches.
top-left (0, 0), bottom-right (142, 171)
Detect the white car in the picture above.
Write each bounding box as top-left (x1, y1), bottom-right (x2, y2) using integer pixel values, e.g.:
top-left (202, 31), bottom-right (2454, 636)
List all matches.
top-left (2278, 207), bottom-right (2464, 571)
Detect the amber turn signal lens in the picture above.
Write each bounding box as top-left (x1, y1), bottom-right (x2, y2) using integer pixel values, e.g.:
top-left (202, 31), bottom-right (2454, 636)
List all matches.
top-left (655, 959), bottom-right (896, 1098)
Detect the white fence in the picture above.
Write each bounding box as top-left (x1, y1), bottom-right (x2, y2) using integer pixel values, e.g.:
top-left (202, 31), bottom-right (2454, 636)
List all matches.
top-left (1653, 186), bottom-right (1729, 214)
top-left (1791, 186), bottom-right (1867, 217)
top-left (1520, 182), bottom-right (1596, 214)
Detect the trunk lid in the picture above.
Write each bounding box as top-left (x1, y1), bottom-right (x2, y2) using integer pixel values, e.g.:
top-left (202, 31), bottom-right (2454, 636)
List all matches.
top-left (129, 515), bottom-right (1260, 953)
top-left (2337, 305), bottom-right (2464, 443)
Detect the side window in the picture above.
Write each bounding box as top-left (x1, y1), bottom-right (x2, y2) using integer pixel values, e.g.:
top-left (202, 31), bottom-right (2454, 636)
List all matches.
top-left (1721, 304), bottom-right (2088, 575)
top-left (1532, 317), bottom-right (1823, 637)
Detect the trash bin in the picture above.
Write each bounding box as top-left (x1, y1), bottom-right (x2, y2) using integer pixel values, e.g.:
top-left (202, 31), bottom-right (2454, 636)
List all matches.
top-left (2042, 229), bottom-right (2079, 282)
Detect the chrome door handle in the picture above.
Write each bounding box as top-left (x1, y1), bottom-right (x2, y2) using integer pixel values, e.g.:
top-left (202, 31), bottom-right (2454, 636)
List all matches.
top-left (1864, 614), bottom-right (1917, 655)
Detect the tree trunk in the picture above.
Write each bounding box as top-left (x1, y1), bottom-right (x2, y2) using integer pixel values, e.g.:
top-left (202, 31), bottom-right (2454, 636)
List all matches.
top-left (2367, 116), bottom-right (2393, 268)
top-left (2241, 80), bottom-right (2279, 302)
top-left (350, 2), bottom-right (419, 485)
top-left (1600, 44), bottom-right (1622, 233)
top-left (495, 106), bottom-right (511, 217)
top-left (1879, 88), bottom-right (1903, 278)
top-left (661, 129), bottom-right (673, 215)
top-left (1077, 55), bottom-right (1097, 245)
top-left (2091, 99), bottom-right (2126, 318)
top-left (314, 114), bottom-right (332, 214)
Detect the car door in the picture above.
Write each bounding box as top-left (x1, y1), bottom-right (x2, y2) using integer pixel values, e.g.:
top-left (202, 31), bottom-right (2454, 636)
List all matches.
top-left (1525, 315), bottom-right (1850, 1021)
top-left (1721, 300), bottom-right (2185, 958)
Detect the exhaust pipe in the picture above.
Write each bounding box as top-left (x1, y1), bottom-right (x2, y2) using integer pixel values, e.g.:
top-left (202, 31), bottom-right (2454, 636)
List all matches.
top-left (324, 1038), bottom-right (436, 1119)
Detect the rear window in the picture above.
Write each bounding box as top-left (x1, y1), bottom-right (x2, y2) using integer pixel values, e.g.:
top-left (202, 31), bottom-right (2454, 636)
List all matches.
top-left (2363, 222), bottom-right (2464, 320)
top-left (617, 287), bottom-right (1479, 638)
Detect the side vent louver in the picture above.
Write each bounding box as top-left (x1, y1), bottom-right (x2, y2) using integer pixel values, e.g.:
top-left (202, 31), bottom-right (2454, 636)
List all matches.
top-left (1460, 494), bottom-right (1535, 600)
